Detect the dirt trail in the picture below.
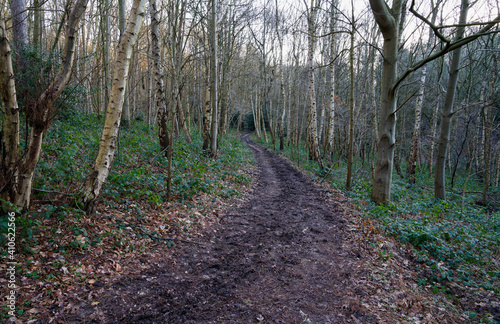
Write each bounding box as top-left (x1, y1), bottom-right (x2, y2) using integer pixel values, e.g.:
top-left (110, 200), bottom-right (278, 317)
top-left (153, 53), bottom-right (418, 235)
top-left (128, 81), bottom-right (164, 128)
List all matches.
top-left (83, 136), bottom-right (377, 323)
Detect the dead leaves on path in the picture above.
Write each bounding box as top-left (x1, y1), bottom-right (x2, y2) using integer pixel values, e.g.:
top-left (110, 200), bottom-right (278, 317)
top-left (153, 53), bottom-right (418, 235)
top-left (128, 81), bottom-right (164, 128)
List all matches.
top-left (321, 186), bottom-right (468, 323)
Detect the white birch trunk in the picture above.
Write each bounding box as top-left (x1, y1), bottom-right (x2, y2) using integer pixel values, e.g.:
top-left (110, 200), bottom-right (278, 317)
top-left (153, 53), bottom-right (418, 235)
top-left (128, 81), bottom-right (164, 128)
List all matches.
top-left (0, 12), bottom-right (20, 205)
top-left (83, 0), bottom-right (147, 213)
top-left (306, 0), bottom-right (322, 168)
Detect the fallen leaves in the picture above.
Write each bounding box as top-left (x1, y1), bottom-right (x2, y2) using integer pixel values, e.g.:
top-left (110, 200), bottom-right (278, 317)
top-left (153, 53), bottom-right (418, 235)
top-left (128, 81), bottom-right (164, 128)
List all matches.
top-left (0, 165), bottom-right (257, 323)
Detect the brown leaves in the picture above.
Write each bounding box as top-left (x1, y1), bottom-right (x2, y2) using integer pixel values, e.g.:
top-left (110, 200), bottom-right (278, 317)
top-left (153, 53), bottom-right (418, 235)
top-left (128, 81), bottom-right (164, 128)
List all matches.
top-left (2, 165), bottom-right (256, 323)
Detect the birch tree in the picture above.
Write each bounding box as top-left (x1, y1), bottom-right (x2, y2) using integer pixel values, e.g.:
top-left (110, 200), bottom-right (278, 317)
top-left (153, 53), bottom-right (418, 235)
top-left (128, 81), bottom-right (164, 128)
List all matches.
top-left (306, 0), bottom-right (323, 168)
top-left (325, 0), bottom-right (338, 158)
top-left (0, 0), bottom-right (88, 210)
top-left (83, 0), bottom-right (147, 213)
top-left (209, 0), bottom-right (219, 157)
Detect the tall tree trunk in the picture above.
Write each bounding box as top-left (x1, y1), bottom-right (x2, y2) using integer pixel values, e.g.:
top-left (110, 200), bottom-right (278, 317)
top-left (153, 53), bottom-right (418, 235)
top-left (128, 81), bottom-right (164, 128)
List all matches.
top-left (306, 0), bottom-right (323, 169)
top-left (1, 0), bottom-right (87, 210)
top-left (209, 0), bottom-right (218, 157)
top-left (407, 0), bottom-right (439, 182)
top-left (369, 0), bottom-right (402, 204)
top-left (482, 82), bottom-right (494, 205)
top-left (203, 78), bottom-right (212, 150)
top-left (370, 36), bottom-right (380, 156)
top-left (0, 12), bottom-right (20, 207)
top-left (10, 0), bottom-right (29, 48)
top-left (83, 0), bottom-right (147, 213)
top-left (346, 16), bottom-right (355, 190)
top-left (434, 0), bottom-right (469, 200)
top-left (33, 0), bottom-right (42, 46)
top-left (325, 0), bottom-right (338, 158)
top-left (100, 0), bottom-right (110, 113)
top-left (150, 0), bottom-right (169, 155)
top-left (276, 0), bottom-right (286, 150)
top-left (119, 0), bottom-right (131, 127)
top-left (428, 95), bottom-right (440, 175)
top-left (286, 72), bottom-right (292, 146)
top-left (261, 99), bottom-right (268, 142)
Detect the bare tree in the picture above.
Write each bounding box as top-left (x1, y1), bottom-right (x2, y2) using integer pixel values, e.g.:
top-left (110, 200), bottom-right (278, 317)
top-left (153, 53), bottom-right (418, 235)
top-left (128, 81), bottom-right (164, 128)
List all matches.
top-left (369, 0), bottom-right (500, 204)
top-left (0, 0), bottom-right (88, 210)
top-left (83, 0), bottom-right (147, 213)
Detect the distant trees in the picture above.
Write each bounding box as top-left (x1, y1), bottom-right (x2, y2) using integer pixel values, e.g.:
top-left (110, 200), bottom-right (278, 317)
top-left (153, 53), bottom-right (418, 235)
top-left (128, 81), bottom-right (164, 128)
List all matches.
top-left (1, 0), bottom-right (499, 212)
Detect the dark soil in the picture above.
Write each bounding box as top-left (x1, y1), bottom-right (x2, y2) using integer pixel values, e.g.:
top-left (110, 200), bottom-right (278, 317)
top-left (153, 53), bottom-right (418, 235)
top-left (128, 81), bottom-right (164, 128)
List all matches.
top-left (68, 136), bottom-right (465, 323)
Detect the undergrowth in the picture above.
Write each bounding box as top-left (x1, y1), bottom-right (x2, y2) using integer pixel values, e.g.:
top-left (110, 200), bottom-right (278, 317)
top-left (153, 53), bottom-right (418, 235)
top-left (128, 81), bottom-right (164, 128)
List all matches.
top-left (254, 134), bottom-right (500, 317)
top-left (1, 112), bottom-right (255, 320)
top-left (1, 111), bottom-right (254, 277)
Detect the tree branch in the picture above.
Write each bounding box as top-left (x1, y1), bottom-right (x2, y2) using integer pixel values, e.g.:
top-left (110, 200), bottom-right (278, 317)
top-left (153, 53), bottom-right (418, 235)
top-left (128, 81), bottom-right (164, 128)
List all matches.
top-left (393, 14), bottom-right (500, 91)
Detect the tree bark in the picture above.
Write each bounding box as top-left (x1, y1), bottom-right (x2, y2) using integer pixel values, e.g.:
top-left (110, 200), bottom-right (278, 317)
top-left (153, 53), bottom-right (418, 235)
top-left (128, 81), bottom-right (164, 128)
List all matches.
top-left (428, 95), bottom-right (440, 175)
top-left (276, 0), bottom-right (286, 150)
top-left (434, 0), bottom-right (469, 200)
top-left (0, 12), bottom-right (20, 206)
top-left (83, 0), bottom-right (147, 213)
top-left (482, 81), bottom-right (494, 205)
top-left (10, 0), bottom-right (29, 49)
top-left (203, 79), bottom-right (212, 150)
top-left (119, 0), bottom-right (131, 127)
top-left (100, 0), bottom-right (110, 114)
top-left (346, 13), bottom-right (355, 190)
top-left (369, 0), bottom-right (402, 204)
top-left (306, 0), bottom-right (323, 169)
top-left (150, 0), bottom-right (169, 155)
top-left (33, 0), bottom-right (42, 46)
top-left (209, 0), bottom-right (218, 157)
top-left (325, 1), bottom-right (338, 159)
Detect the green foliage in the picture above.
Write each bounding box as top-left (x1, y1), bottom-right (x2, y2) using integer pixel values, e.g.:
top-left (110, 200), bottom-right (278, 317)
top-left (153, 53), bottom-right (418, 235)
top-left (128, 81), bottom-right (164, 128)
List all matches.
top-left (24, 112), bottom-right (253, 233)
top-left (14, 44), bottom-right (62, 109)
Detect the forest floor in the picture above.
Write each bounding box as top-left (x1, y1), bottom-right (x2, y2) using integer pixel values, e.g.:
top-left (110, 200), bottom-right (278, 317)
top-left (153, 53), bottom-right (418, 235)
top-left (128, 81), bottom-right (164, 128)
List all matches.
top-left (52, 134), bottom-right (468, 324)
top-left (6, 135), bottom-right (478, 323)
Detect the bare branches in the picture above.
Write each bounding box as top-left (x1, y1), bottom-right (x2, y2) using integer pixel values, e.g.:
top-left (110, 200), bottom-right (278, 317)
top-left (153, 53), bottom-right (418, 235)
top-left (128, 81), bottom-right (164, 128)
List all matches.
top-left (393, 12), bottom-right (500, 91)
top-left (409, 0), bottom-right (450, 44)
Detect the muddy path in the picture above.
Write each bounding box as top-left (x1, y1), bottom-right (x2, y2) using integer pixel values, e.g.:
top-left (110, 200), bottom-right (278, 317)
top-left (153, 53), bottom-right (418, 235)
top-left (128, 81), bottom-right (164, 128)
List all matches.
top-left (82, 136), bottom-right (378, 323)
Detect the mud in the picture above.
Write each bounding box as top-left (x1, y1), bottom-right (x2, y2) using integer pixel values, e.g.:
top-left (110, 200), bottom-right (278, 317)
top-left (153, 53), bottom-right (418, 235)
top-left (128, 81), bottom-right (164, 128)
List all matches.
top-left (79, 136), bottom-right (377, 323)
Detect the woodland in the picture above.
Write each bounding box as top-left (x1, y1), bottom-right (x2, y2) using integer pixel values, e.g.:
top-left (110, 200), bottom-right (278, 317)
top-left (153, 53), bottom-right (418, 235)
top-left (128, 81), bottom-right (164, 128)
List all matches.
top-left (0, 0), bottom-right (500, 322)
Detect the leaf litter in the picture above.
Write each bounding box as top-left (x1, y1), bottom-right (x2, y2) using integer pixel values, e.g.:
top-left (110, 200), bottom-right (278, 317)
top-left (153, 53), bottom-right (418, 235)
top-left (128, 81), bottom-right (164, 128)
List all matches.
top-left (1, 136), bottom-right (494, 323)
